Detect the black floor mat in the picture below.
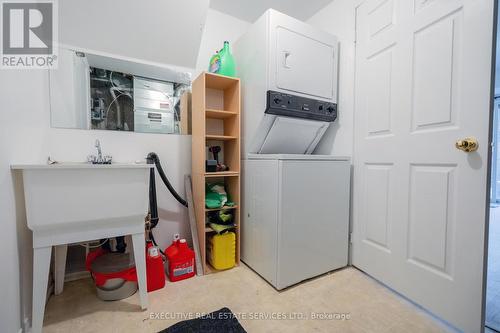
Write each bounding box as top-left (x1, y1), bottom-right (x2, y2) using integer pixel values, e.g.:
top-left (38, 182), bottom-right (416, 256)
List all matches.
top-left (159, 307), bottom-right (247, 333)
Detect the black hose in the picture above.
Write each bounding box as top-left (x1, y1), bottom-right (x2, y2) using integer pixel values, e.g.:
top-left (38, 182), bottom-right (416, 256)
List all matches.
top-left (147, 152), bottom-right (188, 208)
top-left (148, 163), bottom-right (160, 229)
top-left (145, 152), bottom-right (187, 255)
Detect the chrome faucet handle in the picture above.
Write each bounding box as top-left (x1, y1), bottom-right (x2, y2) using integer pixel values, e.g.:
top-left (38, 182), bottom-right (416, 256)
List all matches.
top-left (47, 156), bottom-right (58, 165)
top-left (103, 155), bottom-right (113, 164)
top-left (87, 155), bottom-right (96, 164)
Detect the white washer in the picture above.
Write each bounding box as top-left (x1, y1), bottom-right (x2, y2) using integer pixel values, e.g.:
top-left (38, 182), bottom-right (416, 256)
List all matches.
top-left (242, 154), bottom-right (350, 289)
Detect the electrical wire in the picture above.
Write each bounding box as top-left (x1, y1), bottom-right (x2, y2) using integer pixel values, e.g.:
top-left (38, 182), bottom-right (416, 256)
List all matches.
top-left (105, 91), bottom-right (132, 120)
top-left (109, 71), bottom-right (132, 94)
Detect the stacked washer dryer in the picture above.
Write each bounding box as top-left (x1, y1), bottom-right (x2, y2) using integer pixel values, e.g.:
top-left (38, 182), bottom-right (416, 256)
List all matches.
top-left (234, 9), bottom-right (351, 290)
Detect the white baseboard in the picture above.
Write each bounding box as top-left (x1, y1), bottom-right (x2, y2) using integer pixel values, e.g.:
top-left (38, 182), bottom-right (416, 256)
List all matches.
top-left (65, 270), bottom-right (90, 282)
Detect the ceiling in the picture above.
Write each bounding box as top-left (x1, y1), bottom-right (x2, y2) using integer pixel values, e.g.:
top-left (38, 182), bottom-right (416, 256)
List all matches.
top-left (209, 0), bottom-right (334, 22)
top-left (59, 0), bottom-right (209, 68)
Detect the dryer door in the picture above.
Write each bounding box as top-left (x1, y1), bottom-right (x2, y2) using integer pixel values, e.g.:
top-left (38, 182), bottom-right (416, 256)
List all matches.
top-left (275, 26), bottom-right (336, 100)
top-left (257, 116), bottom-right (329, 154)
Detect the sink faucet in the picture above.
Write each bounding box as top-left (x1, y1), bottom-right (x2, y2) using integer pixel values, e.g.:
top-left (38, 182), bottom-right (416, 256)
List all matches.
top-left (95, 139), bottom-right (103, 162)
top-left (88, 139), bottom-right (112, 164)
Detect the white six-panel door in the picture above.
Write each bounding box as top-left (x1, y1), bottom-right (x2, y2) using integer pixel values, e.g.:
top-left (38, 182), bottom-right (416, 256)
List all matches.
top-left (352, 0), bottom-right (494, 332)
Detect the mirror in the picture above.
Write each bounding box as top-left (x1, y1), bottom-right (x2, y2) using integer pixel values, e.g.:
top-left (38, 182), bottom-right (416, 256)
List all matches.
top-left (49, 46), bottom-right (192, 134)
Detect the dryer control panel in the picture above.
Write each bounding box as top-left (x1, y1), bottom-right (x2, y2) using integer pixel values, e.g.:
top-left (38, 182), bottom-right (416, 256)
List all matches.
top-left (265, 91), bottom-right (337, 122)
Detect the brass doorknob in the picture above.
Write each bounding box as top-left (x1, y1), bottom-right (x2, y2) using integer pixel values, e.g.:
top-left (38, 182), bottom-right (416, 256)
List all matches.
top-left (455, 137), bottom-right (478, 152)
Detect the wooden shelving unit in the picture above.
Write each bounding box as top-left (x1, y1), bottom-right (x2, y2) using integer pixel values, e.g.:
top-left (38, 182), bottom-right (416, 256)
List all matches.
top-left (205, 205), bottom-right (238, 212)
top-left (205, 171), bottom-right (239, 177)
top-left (205, 109), bottom-right (238, 119)
top-left (205, 135), bottom-right (237, 141)
top-left (192, 72), bottom-right (241, 274)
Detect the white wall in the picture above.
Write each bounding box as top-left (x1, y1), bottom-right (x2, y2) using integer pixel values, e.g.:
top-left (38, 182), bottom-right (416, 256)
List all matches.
top-left (196, 9), bottom-right (251, 76)
top-left (59, 0), bottom-right (209, 68)
top-left (0, 4), bottom-right (252, 333)
top-left (495, 3), bottom-right (500, 96)
top-left (0, 70), bottom-right (51, 333)
top-left (308, 0), bottom-right (358, 157)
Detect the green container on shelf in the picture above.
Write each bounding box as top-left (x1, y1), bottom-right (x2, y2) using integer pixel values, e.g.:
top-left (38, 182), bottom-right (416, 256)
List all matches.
top-left (208, 41), bottom-right (236, 77)
top-left (208, 51), bottom-right (221, 74)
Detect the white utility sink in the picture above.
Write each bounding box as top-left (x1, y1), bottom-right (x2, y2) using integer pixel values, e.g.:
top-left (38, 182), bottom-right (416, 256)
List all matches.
top-left (12, 162), bottom-right (153, 333)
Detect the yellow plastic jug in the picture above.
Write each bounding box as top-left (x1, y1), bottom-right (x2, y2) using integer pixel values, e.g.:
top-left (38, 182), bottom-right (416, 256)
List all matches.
top-left (207, 232), bottom-right (236, 270)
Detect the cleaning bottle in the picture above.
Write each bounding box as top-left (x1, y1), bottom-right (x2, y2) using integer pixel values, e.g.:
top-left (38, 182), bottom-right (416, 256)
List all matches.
top-left (145, 241), bottom-right (165, 292)
top-left (218, 41), bottom-right (236, 77)
top-left (208, 50), bottom-right (221, 74)
top-left (166, 239), bottom-right (195, 282)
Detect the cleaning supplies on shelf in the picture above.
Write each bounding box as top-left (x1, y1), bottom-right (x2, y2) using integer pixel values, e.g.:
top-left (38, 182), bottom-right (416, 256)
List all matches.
top-left (205, 182), bottom-right (235, 209)
top-left (146, 241), bottom-right (165, 292)
top-left (208, 209), bottom-right (234, 225)
top-left (207, 209), bottom-right (236, 233)
top-left (219, 41), bottom-right (236, 77)
top-left (207, 232), bottom-right (236, 270)
top-left (165, 237), bottom-right (195, 282)
top-left (208, 41), bottom-right (236, 77)
top-left (208, 50), bottom-right (221, 74)
top-left (208, 222), bottom-right (236, 234)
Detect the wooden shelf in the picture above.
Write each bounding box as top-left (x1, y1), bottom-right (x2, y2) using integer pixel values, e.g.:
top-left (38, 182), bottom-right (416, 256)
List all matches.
top-left (205, 224), bottom-right (237, 233)
top-left (206, 135), bottom-right (237, 141)
top-left (192, 72), bottom-right (241, 275)
top-left (205, 171), bottom-right (239, 178)
top-left (206, 109), bottom-right (238, 119)
top-left (204, 262), bottom-right (216, 274)
top-left (204, 261), bottom-right (239, 274)
top-left (205, 72), bottom-right (240, 90)
top-left (205, 205), bottom-right (238, 212)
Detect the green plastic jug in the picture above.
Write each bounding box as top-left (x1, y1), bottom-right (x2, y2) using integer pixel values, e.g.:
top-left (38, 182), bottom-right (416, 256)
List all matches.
top-left (208, 51), bottom-right (221, 74)
top-left (208, 41), bottom-right (236, 77)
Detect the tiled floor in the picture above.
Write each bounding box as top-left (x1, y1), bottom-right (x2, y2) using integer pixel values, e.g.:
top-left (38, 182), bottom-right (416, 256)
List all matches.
top-left (43, 265), bottom-right (449, 333)
top-left (487, 207), bottom-right (500, 331)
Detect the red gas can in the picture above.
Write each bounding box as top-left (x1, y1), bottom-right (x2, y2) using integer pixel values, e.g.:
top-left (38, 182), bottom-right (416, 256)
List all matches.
top-left (146, 241), bottom-right (165, 292)
top-left (166, 239), bottom-right (195, 282)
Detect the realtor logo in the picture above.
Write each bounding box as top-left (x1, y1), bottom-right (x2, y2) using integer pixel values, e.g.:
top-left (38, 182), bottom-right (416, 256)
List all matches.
top-left (1, 0), bottom-right (58, 69)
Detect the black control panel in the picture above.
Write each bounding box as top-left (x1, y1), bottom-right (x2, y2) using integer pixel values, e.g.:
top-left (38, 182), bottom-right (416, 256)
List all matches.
top-left (265, 90), bottom-right (337, 122)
